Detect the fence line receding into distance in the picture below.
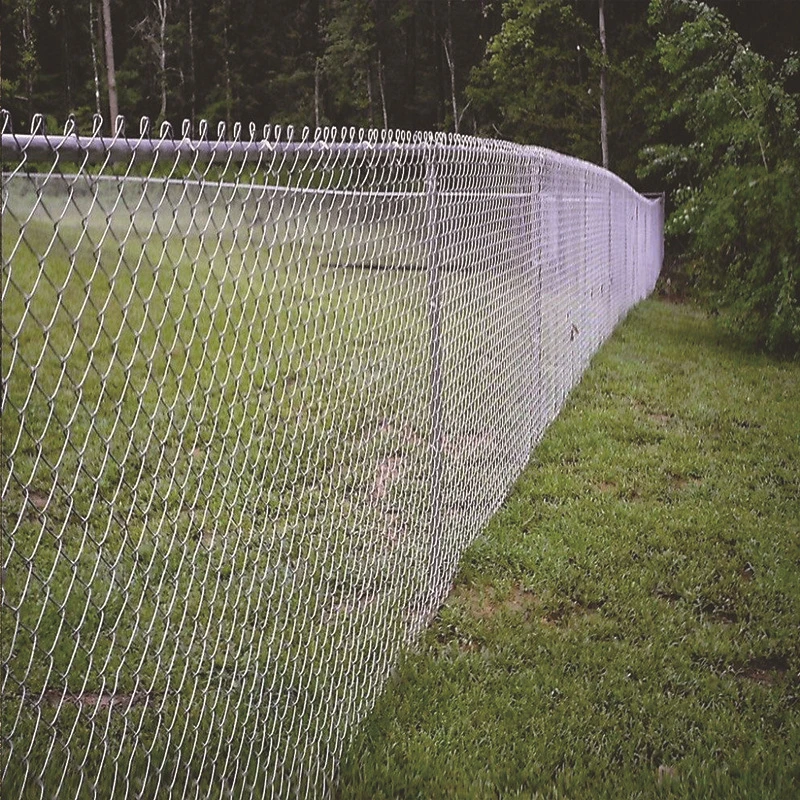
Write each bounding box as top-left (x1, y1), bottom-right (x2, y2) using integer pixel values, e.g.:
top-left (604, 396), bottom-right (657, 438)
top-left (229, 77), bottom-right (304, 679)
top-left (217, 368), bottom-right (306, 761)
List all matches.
top-left (1, 113), bottom-right (663, 799)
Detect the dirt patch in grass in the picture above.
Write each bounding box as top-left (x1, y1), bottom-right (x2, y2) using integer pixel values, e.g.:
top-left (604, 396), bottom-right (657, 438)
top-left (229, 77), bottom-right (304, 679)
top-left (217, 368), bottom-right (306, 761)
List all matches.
top-left (372, 455), bottom-right (406, 500)
top-left (27, 489), bottom-right (49, 511)
top-left (740, 655), bottom-right (789, 686)
top-left (693, 599), bottom-right (739, 624)
top-left (648, 412), bottom-right (674, 424)
top-left (323, 592), bottom-right (377, 624)
top-left (449, 584), bottom-right (496, 620)
top-left (504, 585), bottom-right (539, 615)
top-left (740, 562), bottom-right (756, 582)
top-left (632, 399), bottom-right (674, 425)
top-left (457, 639), bottom-right (483, 654)
top-left (668, 472), bottom-right (702, 490)
top-left (40, 689), bottom-right (149, 710)
top-left (541, 599), bottom-right (604, 627)
top-left (450, 583), bottom-right (538, 620)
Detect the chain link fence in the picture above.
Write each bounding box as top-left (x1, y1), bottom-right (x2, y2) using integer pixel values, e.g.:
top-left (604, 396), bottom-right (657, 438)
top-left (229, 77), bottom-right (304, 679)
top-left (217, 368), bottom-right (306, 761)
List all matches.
top-left (1, 113), bottom-right (663, 798)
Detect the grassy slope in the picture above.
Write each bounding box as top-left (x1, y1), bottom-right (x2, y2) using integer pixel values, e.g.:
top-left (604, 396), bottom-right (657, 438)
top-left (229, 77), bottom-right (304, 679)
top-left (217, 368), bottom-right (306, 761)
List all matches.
top-left (338, 300), bottom-right (800, 799)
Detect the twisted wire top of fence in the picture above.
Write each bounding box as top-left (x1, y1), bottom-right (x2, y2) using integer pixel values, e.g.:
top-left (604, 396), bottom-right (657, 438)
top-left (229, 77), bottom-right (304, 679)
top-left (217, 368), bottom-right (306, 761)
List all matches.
top-left (1, 111), bottom-right (663, 799)
top-left (1, 110), bottom-right (648, 193)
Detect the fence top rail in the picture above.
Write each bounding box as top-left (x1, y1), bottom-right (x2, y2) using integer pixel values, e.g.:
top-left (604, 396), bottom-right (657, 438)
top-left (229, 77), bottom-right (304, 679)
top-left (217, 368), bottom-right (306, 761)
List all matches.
top-left (0, 112), bottom-right (660, 204)
top-left (1, 114), bottom-right (506, 165)
top-left (2, 131), bottom-right (427, 165)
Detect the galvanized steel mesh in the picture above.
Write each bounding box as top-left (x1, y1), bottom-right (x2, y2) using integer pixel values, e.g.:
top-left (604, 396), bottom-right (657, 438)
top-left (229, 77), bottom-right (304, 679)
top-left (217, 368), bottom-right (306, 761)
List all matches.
top-left (1, 113), bottom-right (663, 798)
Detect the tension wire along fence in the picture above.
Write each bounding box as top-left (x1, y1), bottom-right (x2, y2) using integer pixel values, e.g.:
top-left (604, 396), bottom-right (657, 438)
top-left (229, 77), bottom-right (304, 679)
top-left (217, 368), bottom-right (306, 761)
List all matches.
top-left (0, 114), bottom-right (664, 798)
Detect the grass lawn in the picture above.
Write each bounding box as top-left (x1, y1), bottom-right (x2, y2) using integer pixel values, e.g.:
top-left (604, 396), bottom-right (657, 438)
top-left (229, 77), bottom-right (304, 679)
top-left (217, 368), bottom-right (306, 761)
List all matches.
top-left (1, 174), bottom-right (435, 796)
top-left (2, 170), bottom-right (545, 796)
top-left (337, 299), bottom-right (800, 799)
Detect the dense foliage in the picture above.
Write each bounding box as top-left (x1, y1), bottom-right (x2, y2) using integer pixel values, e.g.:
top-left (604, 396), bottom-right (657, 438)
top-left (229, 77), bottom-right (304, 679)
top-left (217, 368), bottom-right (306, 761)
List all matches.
top-left (642, 0), bottom-right (800, 353)
top-left (0, 0), bottom-right (497, 134)
top-left (2, 0), bottom-right (798, 352)
top-left (467, 0), bottom-right (600, 161)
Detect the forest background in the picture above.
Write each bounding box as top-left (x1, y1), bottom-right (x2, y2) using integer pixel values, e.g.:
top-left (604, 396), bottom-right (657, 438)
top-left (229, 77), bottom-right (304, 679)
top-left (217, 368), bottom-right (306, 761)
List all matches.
top-left (2, 0), bottom-right (799, 353)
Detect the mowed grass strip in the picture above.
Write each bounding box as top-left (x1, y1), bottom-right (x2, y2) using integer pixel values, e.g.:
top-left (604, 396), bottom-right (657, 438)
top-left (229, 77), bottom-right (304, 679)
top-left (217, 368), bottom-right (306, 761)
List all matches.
top-left (338, 299), bottom-right (800, 799)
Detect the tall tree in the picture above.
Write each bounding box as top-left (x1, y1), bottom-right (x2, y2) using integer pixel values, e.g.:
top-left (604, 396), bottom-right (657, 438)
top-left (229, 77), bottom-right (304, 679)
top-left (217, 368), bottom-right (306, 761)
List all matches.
top-left (154, 0), bottom-right (169, 123)
top-left (89, 0), bottom-right (103, 118)
top-left (15, 0), bottom-right (39, 125)
top-left (101, 0), bottom-right (118, 128)
top-left (322, 0), bottom-right (382, 125)
top-left (187, 0), bottom-right (196, 124)
top-left (598, 0), bottom-right (608, 168)
top-left (467, 0), bottom-right (600, 160)
top-left (442, 0), bottom-right (458, 131)
top-left (134, 0), bottom-right (171, 123)
top-left (205, 0), bottom-right (236, 129)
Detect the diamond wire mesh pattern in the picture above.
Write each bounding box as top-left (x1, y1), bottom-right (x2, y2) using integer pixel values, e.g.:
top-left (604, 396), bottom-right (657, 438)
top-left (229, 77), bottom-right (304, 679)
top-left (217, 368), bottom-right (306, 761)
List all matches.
top-left (1, 113), bottom-right (663, 798)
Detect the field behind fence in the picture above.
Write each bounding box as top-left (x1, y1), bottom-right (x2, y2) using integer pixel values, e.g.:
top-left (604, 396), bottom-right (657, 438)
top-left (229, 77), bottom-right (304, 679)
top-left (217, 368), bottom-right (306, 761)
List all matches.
top-left (1, 115), bottom-right (663, 798)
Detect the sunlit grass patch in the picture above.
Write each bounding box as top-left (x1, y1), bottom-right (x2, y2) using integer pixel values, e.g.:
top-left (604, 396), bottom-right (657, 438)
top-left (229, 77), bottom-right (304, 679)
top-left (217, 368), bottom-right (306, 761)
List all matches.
top-left (338, 300), bottom-right (800, 800)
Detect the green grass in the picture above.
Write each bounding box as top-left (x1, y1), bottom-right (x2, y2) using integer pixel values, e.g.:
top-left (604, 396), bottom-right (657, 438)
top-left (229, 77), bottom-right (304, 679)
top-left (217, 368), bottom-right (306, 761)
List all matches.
top-left (337, 300), bottom-right (800, 799)
top-left (1, 171), bottom-right (532, 796)
top-left (1, 176), bottom-right (435, 796)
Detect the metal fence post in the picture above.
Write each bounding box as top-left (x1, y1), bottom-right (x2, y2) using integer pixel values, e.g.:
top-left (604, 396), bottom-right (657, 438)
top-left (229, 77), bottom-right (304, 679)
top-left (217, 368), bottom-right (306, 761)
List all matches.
top-left (528, 157), bottom-right (544, 453)
top-left (425, 139), bottom-right (444, 608)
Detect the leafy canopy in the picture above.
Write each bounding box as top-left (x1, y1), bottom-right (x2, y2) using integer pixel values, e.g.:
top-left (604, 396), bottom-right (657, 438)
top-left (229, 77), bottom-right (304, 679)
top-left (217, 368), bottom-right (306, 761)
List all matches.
top-left (468, 0), bottom-right (600, 163)
top-left (642, 0), bottom-right (800, 353)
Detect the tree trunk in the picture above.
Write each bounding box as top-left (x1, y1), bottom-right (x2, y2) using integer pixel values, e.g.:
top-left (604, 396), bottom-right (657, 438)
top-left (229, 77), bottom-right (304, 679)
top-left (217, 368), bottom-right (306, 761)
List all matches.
top-left (62, 1), bottom-right (73, 110)
top-left (598, 0), bottom-right (609, 169)
top-left (221, 0), bottom-right (233, 132)
top-left (20, 0), bottom-right (37, 124)
top-left (101, 0), bottom-right (118, 131)
top-left (378, 49), bottom-right (388, 129)
top-left (444, 0), bottom-right (458, 133)
top-left (188, 0), bottom-right (196, 126)
top-left (314, 57), bottom-right (321, 129)
top-left (224, 27), bottom-right (232, 131)
top-left (367, 64), bottom-right (375, 126)
top-left (157, 0), bottom-right (168, 124)
top-left (370, 0), bottom-right (388, 128)
top-left (432, 0), bottom-right (444, 128)
top-left (89, 0), bottom-right (102, 117)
